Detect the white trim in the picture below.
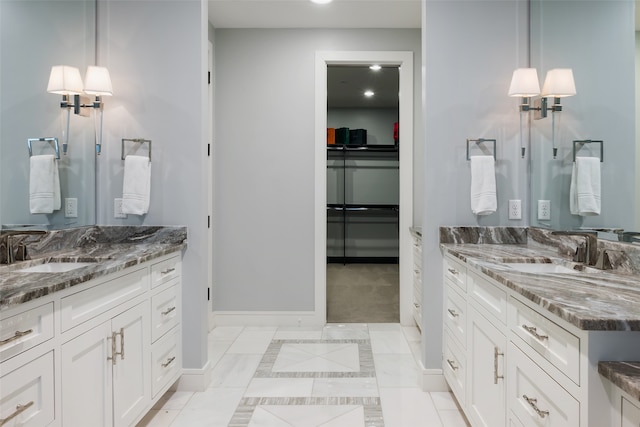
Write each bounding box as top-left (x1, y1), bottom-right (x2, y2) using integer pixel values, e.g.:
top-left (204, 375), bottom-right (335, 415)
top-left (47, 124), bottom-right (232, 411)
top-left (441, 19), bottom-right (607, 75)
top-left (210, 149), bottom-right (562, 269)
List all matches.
top-left (212, 311), bottom-right (324, 327)
top-left (421, 368), bottom-right (450, 392)
top-left (173, 361), bottom-right (212, 392)
top-left (314, 50), bottom-right (415, 327)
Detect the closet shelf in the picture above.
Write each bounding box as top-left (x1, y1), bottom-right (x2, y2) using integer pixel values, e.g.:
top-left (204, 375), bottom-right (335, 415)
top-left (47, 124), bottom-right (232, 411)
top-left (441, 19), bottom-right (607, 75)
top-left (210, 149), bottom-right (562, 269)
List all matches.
top-left (327, 204), bottom-right (399, 212)
top-left (327, 144), bottom-right (398, 152)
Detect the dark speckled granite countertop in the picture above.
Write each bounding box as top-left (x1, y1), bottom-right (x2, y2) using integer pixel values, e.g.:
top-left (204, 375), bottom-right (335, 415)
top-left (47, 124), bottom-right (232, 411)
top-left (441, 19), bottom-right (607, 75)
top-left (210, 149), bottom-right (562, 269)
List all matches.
top-left (0, 226), bottom-right (186, 311)
top-left (598, 362), bottom-right (640, 402)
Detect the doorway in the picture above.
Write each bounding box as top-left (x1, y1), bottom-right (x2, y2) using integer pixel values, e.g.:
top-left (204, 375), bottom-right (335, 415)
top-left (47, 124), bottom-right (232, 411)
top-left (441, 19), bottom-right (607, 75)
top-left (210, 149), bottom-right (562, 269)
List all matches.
top-left (314, 51), bottom-right (414, 326)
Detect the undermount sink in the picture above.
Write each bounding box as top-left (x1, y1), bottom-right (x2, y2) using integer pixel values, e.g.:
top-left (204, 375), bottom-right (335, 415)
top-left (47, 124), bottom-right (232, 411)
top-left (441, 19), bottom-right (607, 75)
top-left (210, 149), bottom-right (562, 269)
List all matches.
top-left (16, 262), bottom-right (96, 273)
top-left (504, 263), bottom-right (579, 274)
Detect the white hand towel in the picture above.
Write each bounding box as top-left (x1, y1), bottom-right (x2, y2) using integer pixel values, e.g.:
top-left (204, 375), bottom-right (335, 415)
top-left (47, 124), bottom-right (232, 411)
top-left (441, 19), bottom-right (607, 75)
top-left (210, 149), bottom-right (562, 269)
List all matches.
top-left (29, 155), bottom-right (61, 214)
top-left (570, 157), bottom-right (600, 216)
top-left (470, 155), bottom-right (497, 216)
top-left (122, 155), bottom-right (151, 215)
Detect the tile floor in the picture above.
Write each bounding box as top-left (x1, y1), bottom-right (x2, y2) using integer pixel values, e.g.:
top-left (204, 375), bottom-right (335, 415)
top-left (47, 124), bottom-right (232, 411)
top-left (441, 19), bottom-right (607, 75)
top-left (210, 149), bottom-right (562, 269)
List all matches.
top-left (137, 323), bottom-right (470, 427)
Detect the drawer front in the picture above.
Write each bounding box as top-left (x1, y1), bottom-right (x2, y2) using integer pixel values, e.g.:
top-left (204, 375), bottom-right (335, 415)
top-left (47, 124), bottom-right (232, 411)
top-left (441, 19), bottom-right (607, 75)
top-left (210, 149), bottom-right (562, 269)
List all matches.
top-left (0, 351), bottom-right (54, 427)
top-left (151, 256), bottom-right (181, 289)
top-left (151, 281), bottom-right (180, 343)
top-left (60, 268), bottom-right (148, 332)
top-left (509, 297), bottom-right (580, 385)
top-left (443, 331), bottom-right (466, 407)
top-left (622, 397), bottom-right (640, 427)
top-left (468, 271), bottom-right (507, 324)
top-left (444, 283), bottom-right (467, 348)
top-left (444, 256), bottom-right (467, 292)
top-left (0, 303), bottom-right (53, 363)
top-left (412, 237), bottom-right (422, 268)
top-left (508, 342), bottom-right (579, 427)
top-left (151, 327), bottom-right (181, 398)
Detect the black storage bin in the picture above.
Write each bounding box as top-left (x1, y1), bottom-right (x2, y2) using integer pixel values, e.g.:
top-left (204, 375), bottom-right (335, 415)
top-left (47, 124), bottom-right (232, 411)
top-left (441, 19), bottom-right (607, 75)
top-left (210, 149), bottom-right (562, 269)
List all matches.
top-left (349, 129), bottom-right (367, 145)
top-left (335, 127), bottom-right (350, 145)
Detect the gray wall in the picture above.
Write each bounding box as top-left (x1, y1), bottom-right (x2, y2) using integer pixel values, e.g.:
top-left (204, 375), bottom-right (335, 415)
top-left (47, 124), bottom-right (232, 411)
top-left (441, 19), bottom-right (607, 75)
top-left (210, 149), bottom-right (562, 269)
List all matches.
top-left (328, 108), bottom-right (398, 145)
top-left (421, 0), bottom-right (528, 368)
top-left (96, 0), bottom-right (209, 370)
top-left (213, 29), bottom-right (422, 311)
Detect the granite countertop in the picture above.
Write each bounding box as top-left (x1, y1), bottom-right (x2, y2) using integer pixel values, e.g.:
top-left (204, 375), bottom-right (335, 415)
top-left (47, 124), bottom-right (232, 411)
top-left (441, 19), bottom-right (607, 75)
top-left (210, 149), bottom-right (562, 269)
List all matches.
top-left (0, 226), bottom-right (187, 312)
top-left (598, 362), bottom-right (640, 402)
top-left (441, 243), bottom-right (640, 331)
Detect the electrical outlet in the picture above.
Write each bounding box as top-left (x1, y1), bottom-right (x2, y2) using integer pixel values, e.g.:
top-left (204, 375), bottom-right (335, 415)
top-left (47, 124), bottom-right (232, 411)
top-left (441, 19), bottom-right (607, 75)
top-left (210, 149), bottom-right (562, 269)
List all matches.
top-left (65, 198), bottom-right (78, 218)
top-left (508, 199), bottom-right (522, 220)
top-left (538, 200), bottom-right (551, 220)
top-left (114, 198), bottom-right (127, 219)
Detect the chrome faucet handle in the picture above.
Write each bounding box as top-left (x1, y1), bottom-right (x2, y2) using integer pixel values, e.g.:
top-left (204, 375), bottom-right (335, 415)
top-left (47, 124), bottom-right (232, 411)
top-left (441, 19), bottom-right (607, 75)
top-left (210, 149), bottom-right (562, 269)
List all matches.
top-left (551, 231), bottom-right (598, 266)
top-left (573, 243), bottom-right (587, 263)
top-left (595, 249), bottom-right (612, 270)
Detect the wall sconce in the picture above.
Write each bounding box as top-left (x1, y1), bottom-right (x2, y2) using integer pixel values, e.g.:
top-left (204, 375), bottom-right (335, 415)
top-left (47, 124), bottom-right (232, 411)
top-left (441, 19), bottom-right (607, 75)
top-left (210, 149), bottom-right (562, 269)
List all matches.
top-left (47, 65), bottom-right (113, 155)
top-left (534, 68), bottom-right (577, 120)
top-left (508, 68), bottom-right (541, 158)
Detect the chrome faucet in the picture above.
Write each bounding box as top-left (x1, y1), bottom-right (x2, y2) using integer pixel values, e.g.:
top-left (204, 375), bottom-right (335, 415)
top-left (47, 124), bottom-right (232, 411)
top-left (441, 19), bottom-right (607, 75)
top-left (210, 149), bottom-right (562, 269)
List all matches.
top-left (551, 231), bottom-right (598, 266)
top-left (620, 231), bottom-right (640, 243)
top-left (0, 230), bottom-right (46, 265)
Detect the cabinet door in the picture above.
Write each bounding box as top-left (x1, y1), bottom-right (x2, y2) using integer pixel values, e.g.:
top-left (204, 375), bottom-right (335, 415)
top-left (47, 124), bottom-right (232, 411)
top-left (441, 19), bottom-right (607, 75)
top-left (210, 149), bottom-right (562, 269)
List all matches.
top-left (61, 321), bottom-right (113, 427)
top-left (622, 397), bottom-right (640, 427)
top-left (112, 302), bottom-right (150, 427)
top-left (468, 306), bottom-right (506, 427)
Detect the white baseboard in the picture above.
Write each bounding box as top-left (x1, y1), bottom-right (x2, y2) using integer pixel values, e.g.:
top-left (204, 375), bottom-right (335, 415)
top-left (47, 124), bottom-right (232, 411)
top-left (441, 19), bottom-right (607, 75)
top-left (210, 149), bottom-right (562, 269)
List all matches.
top-left (421, 368), bottom-right (449, 392)
top-left (212, 311), bottom-right (324, 327)
top-left (174, 361), bottom-right (212, 392)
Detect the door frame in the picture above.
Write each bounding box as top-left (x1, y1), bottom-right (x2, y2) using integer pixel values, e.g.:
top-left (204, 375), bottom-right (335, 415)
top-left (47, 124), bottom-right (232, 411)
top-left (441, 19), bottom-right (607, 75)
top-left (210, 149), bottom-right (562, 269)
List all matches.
top-left (314, 51), bottom-right (414, 326)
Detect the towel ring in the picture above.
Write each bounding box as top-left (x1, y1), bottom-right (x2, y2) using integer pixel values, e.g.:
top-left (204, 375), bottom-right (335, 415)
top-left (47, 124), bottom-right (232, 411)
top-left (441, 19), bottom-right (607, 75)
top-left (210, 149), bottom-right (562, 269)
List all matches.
top-left (121, 138), bottom-right (152, 161)
top-left (27, 137), bottom-right (60, 160)
top-left (573, 140), bottom-right (603, 162)
top-left (466, 138), bottom-right (496, 161)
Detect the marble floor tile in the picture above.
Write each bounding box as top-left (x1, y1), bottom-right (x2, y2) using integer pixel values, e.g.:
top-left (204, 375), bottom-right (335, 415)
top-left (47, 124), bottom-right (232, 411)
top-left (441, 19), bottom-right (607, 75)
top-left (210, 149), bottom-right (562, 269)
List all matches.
top-left (151, 390), bottom-right (194, 410)
top-left (227, 329), bottom-right (277, 354)
top-left (322, 323), bottom-right (370, 340)
top-left (312, 378), bottom-right (379, 397)
top-left (272, 343), bottom-right (360, 373)
top-left (248, 404), bottom-right (364, 427)
top-left (369, 330), bottom-right (412, 354)
top-left (373, 354), bottom-right (421, 388)
top-left (367, 323), bottom-right (402, 332)
top-left (273, 327), bottom-right (323, 340)
top-left (209, 354), bottom-right (263, 388)
top-left (208, 326), bottom-right (244, 341)
top-left (208, 340), bottom-right (233, 368)
top-left (431, 391), bottom-right (462, 411)
top-left (402, 325), bottom-right (422, 342)
top-left (438, 409), bottom-right (471, 426)
top-left (379, 388), bottom-right (442, 427)
top-left (135, 409), bottom-right (180, 427)
top-left (171, 388), bottom-right (244, 427)
top-left (244, 378), bottom-right (314, 397)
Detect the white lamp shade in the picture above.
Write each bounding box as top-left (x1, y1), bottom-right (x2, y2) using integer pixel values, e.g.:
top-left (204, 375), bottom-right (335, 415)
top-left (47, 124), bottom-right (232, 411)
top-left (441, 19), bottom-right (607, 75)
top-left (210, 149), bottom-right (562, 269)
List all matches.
top-left (508, 68), bottom-right (540, 97)
top-left (47, 65), bottom-right (84, 95)
top-left (84, 66), bottom-right (113, 96)
top-left (541, 68), bottom-right (576, 98)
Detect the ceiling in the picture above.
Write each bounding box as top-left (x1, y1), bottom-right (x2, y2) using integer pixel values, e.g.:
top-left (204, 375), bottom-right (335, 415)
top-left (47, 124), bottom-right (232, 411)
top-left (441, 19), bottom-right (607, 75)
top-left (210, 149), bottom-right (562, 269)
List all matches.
top-left (328, 65), bottom-right (399, 108)
top-left (208, 0), bottom-right (421, 29)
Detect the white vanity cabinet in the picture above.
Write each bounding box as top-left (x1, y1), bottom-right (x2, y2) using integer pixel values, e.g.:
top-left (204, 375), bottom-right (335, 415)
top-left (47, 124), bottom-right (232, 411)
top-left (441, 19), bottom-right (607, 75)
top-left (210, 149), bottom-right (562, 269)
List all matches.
top-left (0, 252), bottom-right (183, 427)
top-left (621, 397), bottom-right (640, 427)
top-left (412, 232), bottom-right (422, 329)
top-left (602, 376), bottom-right (640, 427)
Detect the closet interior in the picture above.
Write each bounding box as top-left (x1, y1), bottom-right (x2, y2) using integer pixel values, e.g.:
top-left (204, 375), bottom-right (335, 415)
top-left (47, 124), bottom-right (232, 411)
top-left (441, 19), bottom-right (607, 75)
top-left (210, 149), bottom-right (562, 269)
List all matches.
top-left (326, 64), bottom-right (400, 323)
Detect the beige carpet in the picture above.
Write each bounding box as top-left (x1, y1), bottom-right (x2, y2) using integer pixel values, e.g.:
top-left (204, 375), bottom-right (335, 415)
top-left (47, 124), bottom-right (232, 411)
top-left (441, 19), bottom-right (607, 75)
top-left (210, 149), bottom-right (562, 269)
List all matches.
top-left (326, 263), bottom-right (399, 323)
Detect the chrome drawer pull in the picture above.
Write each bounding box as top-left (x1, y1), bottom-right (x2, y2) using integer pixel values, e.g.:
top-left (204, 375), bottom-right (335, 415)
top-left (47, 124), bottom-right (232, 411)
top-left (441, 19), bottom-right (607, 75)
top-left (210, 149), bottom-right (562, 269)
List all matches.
top-left (446, 359), bottom-right (459, 371)
top-left (161, 306), bottom-right (177, 316)
top-left (413, 303), bottom-right (421, 309)
top-left (522, 324), bottom-right (549, 342)
top-left (0, 401), bottom-right (34, 426)
top-left (447, 308), bottom-right (459, 318)
top-left (161, 267), bottom-right (176, 275)
top-left (162, 356), bottom-right (176, 368)
top-left (0, 329), bottom-right (33, 346)
top-left (523, 395), bottom-right (549, 418)
top-left (494, 347), bottom-right (504, 384)
top-left (447, 268), bottom-right (458, 275)
top-left (108, 331), bottom-right (117, 365)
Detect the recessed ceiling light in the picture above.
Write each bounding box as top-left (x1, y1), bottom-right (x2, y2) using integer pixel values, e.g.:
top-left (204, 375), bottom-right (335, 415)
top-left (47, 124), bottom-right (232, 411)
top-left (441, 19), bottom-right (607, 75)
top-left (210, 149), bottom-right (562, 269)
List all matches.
top-left (364, 90), bottom-right (375, 97)
top-left (310, 0), bottom-right (332, 4)
top-left (369, 65), bottom-right (382, 71)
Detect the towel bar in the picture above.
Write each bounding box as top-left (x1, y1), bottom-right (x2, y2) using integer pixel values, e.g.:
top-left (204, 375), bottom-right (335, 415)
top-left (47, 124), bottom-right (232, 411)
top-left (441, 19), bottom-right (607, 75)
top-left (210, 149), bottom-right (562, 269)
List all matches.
top-left (27, 138), bottom-right (60, 160)
top-left (466, 138), bottom-right (496, 161)
top-left (121, 138), bottom-right (152, 161)
top-left (573, 140), bottom-right (603, 162)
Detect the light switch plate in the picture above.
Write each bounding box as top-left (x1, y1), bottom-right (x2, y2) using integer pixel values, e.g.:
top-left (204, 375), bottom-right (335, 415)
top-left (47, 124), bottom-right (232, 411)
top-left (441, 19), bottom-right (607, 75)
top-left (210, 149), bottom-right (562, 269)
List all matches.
top-left (114, 198), bottom-right (127, 219)
top-left (508, 199), bottom-right (522, 220)
top-left (65, 198), bottom-right (78, 218)
top-left (538, 200), bottom-right (551, 220)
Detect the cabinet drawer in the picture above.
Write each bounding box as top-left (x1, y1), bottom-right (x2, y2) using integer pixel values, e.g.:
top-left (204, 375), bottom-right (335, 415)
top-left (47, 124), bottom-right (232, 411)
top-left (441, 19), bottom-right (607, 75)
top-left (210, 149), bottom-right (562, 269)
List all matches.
top-left (61, 268), bottom-right (148, 332)
top-left (151, 326), bottom-right (181, 398)
top-left (444, 256), bottom-right (467, 292)
top-left (0, 351), bottom-right (54, 427)
top-left (444, 283), bottom-right (467, 349)
top-left (151, 281), bottom-right (180, 342)
top-left (443, 331), bottom-right (466, 407)
top-left (508, 342), bottom-right (579, 427)
top-left (468, 271), bottom-right (507, 324)
top-left (509, 297), bottom-right (580, 385)
top-left (151, 256), bottom-right (181, 289)
top-left (0, 303), bottom-right (53, 362)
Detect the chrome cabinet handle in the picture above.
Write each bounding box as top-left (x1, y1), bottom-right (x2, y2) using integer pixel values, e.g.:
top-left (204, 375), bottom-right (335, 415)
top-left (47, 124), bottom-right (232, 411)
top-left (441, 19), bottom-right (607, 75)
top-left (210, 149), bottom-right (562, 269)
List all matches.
top-left (161, 306), bottom-right (177, 316)
top-left (447, 308), bottom-right (459, 318)
top-left (0, 329), bottom-right (33, 346)
top-left (522, 324), bottom-right (549, 342)
top-left (117, 328), bottom-right (125, 360)
top-left (413, 303), bottom-right (420, 309)
top-left (446, 359), bottom-right (459, 371)
top-left (523, 395), bottom-right (549, 418)
top-left (0, 401), bottom-right (34, 426)
top-left (161, 267), bottom-right (176, 275)
top-left (108, 331), bottom-right (117, 365)
top-left (162, 356), bottom-right (176, 368)
top-left (494, 347), bottom-right (504, 384)
top-left (447, 268), bottom-right (458, 275)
